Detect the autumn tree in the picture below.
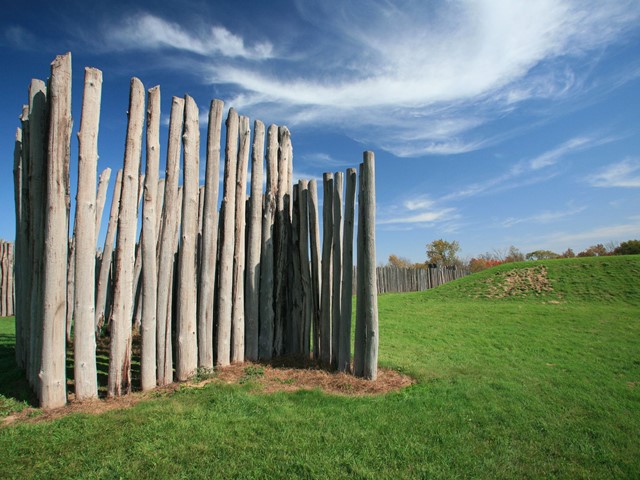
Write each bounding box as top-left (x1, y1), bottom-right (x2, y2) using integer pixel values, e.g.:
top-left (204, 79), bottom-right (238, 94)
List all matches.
top-left (426, 239), bottom-right (460, 266)
top-left (388, 254), bottom-right (412, 268)
top-left (613, 239), bottom-right (640, 255)
top-left (578, 244), bottom-right (608, 257)
top-left (525, 250), bottom-right (560, 261)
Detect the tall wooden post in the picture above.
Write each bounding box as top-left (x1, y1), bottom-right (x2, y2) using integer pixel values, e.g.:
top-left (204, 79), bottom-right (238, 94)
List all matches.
top-left (13, 127), bottom-right (25, 367)
top-left (140, 85), bottom-right (160, 391)
top-left (298, 180), bottom-right (312, 356)
top-left (231, 115), bottom-right (250, 363)
top-left (245, 120), bottom-right (264, 361)
top-left (357, 152), bottom-right (378, 380)
top-left (73, 66), bottom-right (102, 400)
top-left (197, 99), bottom-right (223, 369)
top-left (320, 173), bottom-right (334, 366)
top-left (95, 168), bottom-right (112, 241)
top-left (176, 95), bottom-right (199, 381)
top-left (331, 171), bottom-right (343, 369)
top-left (156, 97), bottom-right (184, 385)
top-left (307, 180), bottom-right (321, 360)
top-left (353, 163), bottom-right (366, 377)
top-left (216, 108), bottom-right (239, 366)
top-left (338, 168), bottom-right (357, 372)
top-left (108, 77), bottom-right (145, 397)
top-left (41, 53), bottom-right (72, 408)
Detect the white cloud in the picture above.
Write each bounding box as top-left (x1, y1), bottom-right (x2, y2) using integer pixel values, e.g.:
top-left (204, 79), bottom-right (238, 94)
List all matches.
top-left (105, 13), bottom-right (274, 60)
top-left (587, 158), bottom-right (640, 188)
top-left (501, 205), bottom-right (587, 228)
top-left (379, 194), bottom-right (457, 226)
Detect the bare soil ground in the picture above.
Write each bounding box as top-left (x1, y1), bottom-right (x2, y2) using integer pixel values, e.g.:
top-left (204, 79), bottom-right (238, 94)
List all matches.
top-left (480, 265), bottom-right (555, 299)
top-left (2, 362), bottom-right (414, 427)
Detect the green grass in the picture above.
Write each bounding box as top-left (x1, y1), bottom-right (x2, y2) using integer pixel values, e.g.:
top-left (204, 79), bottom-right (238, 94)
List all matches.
top-left (1, 255), bottom-right (639, 479)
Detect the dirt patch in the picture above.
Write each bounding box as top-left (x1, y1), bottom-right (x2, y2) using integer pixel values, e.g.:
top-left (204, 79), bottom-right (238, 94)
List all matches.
top-left (1, 362), bottom-right (414, 427)
top-left (480, 265), bottom-right (555, 299)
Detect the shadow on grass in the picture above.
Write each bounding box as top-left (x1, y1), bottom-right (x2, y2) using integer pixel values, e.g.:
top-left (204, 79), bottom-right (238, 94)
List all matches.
top-left (0, 333), bottom-right (38, 407)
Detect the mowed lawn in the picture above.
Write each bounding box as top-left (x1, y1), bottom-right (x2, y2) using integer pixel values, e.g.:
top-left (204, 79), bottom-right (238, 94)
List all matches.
top-left (0, 256), bottom-right (639, 479)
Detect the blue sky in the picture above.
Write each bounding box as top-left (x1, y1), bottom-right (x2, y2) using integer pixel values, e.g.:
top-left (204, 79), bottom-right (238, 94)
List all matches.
top-left (1, 0), bottom-right (639, 263)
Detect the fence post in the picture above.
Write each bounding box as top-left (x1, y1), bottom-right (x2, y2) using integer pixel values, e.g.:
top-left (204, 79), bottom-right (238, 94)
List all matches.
top-left (320, 173), bottom-right (333, 367)
top-left (338, 168), bottom-right (356, 372)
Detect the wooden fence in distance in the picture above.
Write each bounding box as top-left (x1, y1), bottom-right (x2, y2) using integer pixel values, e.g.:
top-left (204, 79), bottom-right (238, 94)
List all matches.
top-left (0, 240), bottom-right (14, 317)
top-left (372, 265), bottom-right (470, 294)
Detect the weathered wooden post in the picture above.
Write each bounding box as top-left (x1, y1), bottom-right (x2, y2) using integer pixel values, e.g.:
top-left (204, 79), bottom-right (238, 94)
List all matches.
top-left (290, 184), bottom-right (302, 354)
top-left (298, 180), bottom-right (312, 356)
top-left (231, 115), bottom-right (250, 363)
top-left (307, 180), bottom-right (322, 360)
top-left (338, 168), bottom-right (357, 372)
top-left (353, 163), bottom-right (366, 377)
top-left (216, 108), bottom-right (239, 366)
top-left (175, 95), bottom-right (199, 381)
top-left (41, 53), bottom-right (72, 408)
top-left (197, 99), bottom-right (223, 369)
top-left (108, 77), bottom-right (145, 397)
top-left (320, 173), bottom-right (334, 366)
top-left (245, 120), bottom-right (264, 361)
top-left (331, 171), bottom-right (343, 369)
top-left (95, 170), bottom-right (122, 332)
top-left (73, 66), bottom-right (102, 401)
top-left (358, 151), bottom-right (378, 380)
top-left (140, 85), bottom-right (160, 391)
top-left (28, 79), bottom-right (48, 394)
top-left (95, 168), bottom-right (112, 241)
top-left (156, 97), bottom-right (184, 385)
top-left (13, 127), bottom-right (25, 366)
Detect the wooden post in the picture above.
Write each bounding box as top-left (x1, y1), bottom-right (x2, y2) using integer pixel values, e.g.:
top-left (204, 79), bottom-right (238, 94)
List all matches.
top-left (359, 152), bottom-right (378, 380)
top-left (28, 80), bottom-right (48, 393)
top-left (258, 192), bottom-right (275, 360)
top-left (156, 97), bottom-right (184, 385)
top-left (331, 171), bottom-right (343, 369)
top-left (338, 168), bottom-right (357, 372)
top-left (197, 99), bottom-right (223, 369)
top-left (298, 180), bottom-right (312, 356)
top-left (95, 170), bottom-right (122, 332)
top-left (353, 163), bottom-right (366, 377)
top-left (231, 115), bottom-right (250, 363)
top-left (290, 184), bottom-right (302, 354)
top-left (13, 127), bottom-right (25, 367)
top-left (41, 53), bottom-right (72, 409)
top-left (175, 95), bottom-right (199, 381)
top-left (72, 67), bottom-right (102, 400)
top-left (140, 85), bottom-right (160, 391)
top-left (95, 168), bottom-right (112, 241)
top-left (320, 173), bottom-right (333, 367)
top-left (108, 77), bottom-right (145, 397)
top-left (307, 180), bottom-right (321, 360)
top-left (245, 120), bottom-right (264, 361)
top-left (216, 108), bottom-right (239, 367)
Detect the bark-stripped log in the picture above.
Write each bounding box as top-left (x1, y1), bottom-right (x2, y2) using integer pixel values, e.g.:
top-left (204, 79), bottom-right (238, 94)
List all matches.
top-left (231, 115), bottom-right (250, 363)
top-left (353, 163), bottom-right (366, 377)
top-left (95, 168), bottom-right (112, 241)
top-left (13, 127), bottom-right (25, 367)
top-left (108, 77), bottom-right (145, 397)
top-left (307, 180), bottom-right (321, 360)
top-left (95, 170), bottom-right (122, 332)
top-left (28, 80), bottom-right (48, 394)
top-left (156, 97), bottom-right (184, 385)
top-left (176, 95), bottom-right (199, 381)
top-left (41, 53), bottom-right (72, 409)
top-left (216, 108), bottom-right (239, 366)
top-left (331, 171), bottom-right (343, 370)
top-left (197, 99), bottom-right (223, 369)
top-left (140, 85), bottom-right (160, 391)
top-left (359, 152), bottom-right (378, 380)
top-left (73, 67), bottom-right (102, 400)
top-left (298, 180), bottom-right (312, 356)
top-left (338, 168), bottom-right (357, 372)
top-left (320, 173), bottom-right (333, 367)
top-left (245, 120), bottom-right (264, 361)
top-left (290, 185), bottom-right (302, 354)
top-left (258, 192), bottom-right (275, 360)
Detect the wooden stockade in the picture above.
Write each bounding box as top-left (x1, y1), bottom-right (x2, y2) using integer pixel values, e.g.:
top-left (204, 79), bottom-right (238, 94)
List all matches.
top-left (11, 53), bottom-right (379, 409)
top-left (0, 240), bottom-right (14, 318)
top-left (368, 265), bottom-right (470, 295)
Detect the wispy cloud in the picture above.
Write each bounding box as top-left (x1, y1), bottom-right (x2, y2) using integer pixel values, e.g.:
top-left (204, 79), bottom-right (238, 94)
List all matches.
top-left (586, 158), bottom-right (640, 188)
top-left (105, 13), bottom-right (274, 60)
top-left (501, 205), bottom-right (587, 227)
top-left (379, 194), bottom-right (458, 226)
top-left (3, 25), bottom-right (37, 50)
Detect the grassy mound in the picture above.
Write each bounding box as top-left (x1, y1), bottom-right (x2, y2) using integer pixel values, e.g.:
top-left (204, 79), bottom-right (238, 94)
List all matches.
top-left (0, 256), bottom-right (638, 479)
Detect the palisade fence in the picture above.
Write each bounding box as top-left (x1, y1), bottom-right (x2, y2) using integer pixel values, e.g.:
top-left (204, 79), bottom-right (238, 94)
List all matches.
top-left (371, 265), bottom-right (470, 294)
top-left (12, 52), bottom-right (379, 409)
top-left (0, 240), bottom-right (14, 317)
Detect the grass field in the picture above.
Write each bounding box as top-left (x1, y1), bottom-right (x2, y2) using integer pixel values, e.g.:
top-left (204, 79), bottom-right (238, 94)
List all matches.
top-left (1, 255), bottom-right (639, 479)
